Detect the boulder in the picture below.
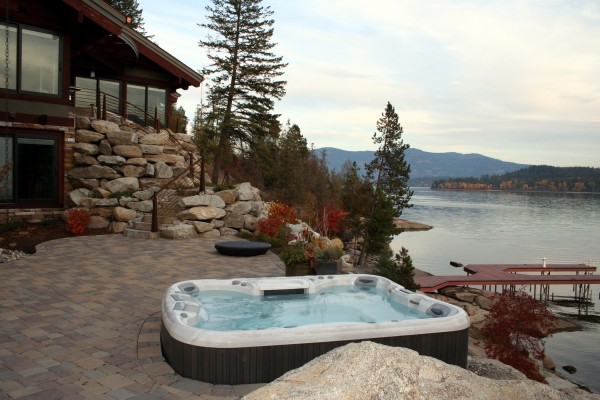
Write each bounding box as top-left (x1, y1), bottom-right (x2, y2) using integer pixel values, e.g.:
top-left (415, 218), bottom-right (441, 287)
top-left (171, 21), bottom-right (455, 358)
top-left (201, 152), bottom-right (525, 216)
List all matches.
top-left (68, 165), bottom-right (120, 180)
top-left (543, 355), bottom-right (556, 371)
top-left (228, 201), bottom-right (252, 215)
top-left (179, 194), bottom-right (226, 209)
top-left (160, 224), bottom-right (198, 239)
top-left (198, 229), bottom-right (220, 238)
top-left (467, 356), bottom-right (528, 380)
top-left (92, 187), bottom-right (111, 199)
top-left (106, 130), bottom-right (138, 145)
top-left (243, 215), bottom-right (258, 231)
top-left (103, 177), bottom-right (139, 194)
top-left (216, 189), bottom-right (238, 204)
top-left (99, 139), bottom-right (112, 155)
top-left (223, 213), bottom-right (245, 229)
top-left (125, 157), bottom-right (147, 166)
top-left (97, 155), bottom-right (126, 166)
top-left (133, 188), bottom-right (156, 201)
top-left (330, 238), bottom-right (344, 250)
top-left (95, 198), bottom-right (118, 207)
top-left (243, 342), bottom-right (567, 400)
top-left (72, 143), bottom-right (99, 156)
top-left (219, 227), bottom-right (238, 236)
top-left (76, 116), bottom-right (91, 129)
top-left (112, 144), bottom-right (142, 159)
top-left (154, 161), bottom-right (173, 179)
top-left (69, 177), bottom-right (99, 190)
top-left (90, 207), bottom-right (113, 218)
top-left (126, 200), bottom-right (153, 212)
top-left (174, 132), bottom-right (193, 143)
top-left (163, 146), bottom-right (178, 154)
top-left (139, 132), bottom-right (169, 145)
top-left (87, 215), bottom-right (109, 229)
top-left (474, 295), bottom-right (494, 311)
top-left (236, 182), bottom-right (254, 201)
top-left (145, 153), bottom-right (185, 165)
top-left (73, 153), bottom-right (99, 166)
top-left (76, 129), bottom-right (105, 143)
top-left (139, 144), bottom-right (164, 155)
top-left (66, 188), bottom-right (91, 207)
top-left (113, 207), bottom-right (137, 222)
top-left (191, 221), bottom-right (214, 233)
top-left (110, 221), bottom-right (128, 233)
top-left (122, 165), bottom-right (146, 177)
top-left (455, 292), bottom-right (477, 303)
top-left (177, 206), bottom-right (226, 221)
top-left (91, 119), bottom-right (120, 135)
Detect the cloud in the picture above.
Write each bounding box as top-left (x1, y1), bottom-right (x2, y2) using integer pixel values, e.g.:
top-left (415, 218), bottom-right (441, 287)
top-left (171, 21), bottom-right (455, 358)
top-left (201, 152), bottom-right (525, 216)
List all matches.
top-left (142, 0), bottom-right (600, 166)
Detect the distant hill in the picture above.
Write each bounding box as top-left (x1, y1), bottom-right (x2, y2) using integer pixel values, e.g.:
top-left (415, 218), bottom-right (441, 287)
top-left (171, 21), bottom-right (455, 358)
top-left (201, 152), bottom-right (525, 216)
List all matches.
top-left (433, 165), bottom-right (600, 192)
top-left (317, 147), bottom-right (527, 185)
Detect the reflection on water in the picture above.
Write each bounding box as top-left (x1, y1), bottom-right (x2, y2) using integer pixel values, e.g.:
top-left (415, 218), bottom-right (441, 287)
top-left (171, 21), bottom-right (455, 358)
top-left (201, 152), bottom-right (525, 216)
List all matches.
top-left (391, 188), bottom-right (600, 392)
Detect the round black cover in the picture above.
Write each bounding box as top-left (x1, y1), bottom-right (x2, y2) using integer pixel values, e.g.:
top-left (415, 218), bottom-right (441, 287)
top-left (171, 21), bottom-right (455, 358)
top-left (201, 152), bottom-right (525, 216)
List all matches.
top-left (214, 241), bottom-right (272, 257)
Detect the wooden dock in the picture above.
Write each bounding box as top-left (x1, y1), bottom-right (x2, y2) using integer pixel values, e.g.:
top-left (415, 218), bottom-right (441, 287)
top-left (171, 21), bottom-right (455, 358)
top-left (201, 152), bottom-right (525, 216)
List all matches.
top-left (415, 263), bottom-right (599, 294)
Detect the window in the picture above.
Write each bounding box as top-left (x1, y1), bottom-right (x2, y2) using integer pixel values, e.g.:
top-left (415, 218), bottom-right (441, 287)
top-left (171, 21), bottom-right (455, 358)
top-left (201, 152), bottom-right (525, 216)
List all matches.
top-left (0, 23), bottom-right (61, 96)
top-left (75, 77), bottom-right (121, 114)
top-left (0, 133), bottom-right (59, 204)
top-left (126, 84), bottom-right (166, 127)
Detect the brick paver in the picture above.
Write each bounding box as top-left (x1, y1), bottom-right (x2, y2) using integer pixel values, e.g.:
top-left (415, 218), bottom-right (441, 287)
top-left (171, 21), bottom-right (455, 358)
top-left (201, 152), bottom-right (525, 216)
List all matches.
top-left (1, 236), bottom-right (284, 399)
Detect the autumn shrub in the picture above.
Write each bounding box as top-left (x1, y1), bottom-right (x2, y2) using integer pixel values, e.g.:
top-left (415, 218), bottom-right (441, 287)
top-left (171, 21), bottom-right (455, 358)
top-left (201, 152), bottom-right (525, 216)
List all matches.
top-left (314, 204), bottom-right (349, 237)
top-left (481, 289), bottom-right (556, 382)
top-left (66, 209), bottom-right (91, 235)
top-left (257, 202), bottom-right (298, 239)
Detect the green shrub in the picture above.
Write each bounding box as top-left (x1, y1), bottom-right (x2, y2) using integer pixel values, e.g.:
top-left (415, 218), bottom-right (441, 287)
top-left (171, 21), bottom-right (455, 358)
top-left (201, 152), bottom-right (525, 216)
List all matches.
top-left (40, 218), bottom-right (61, 227)
top-left (0, 220), bottom-right (27, 233)
top-left (279, 245), bottom-right (309, 266)
top-left (110, 190), bottom-right (137, 199)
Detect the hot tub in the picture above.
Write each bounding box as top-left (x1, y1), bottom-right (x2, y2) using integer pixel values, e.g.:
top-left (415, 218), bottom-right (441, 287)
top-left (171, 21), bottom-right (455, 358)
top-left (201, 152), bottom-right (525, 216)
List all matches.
top-left (161, 275), bottom-right (470, 384)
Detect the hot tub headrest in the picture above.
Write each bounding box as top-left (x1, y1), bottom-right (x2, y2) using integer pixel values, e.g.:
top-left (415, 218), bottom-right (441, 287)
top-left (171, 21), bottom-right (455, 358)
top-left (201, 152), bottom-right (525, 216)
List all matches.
top-left (354, 276), bottom-right (378, 288)
top-left (427, 303), bottom-right (452, 318)
top-left (178, 282), bottom-right (199, 297)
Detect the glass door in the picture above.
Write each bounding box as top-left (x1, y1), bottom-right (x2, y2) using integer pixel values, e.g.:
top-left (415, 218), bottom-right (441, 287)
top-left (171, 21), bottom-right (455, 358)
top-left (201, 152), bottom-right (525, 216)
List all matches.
top-left (15, 136), bottom-right (58, 203)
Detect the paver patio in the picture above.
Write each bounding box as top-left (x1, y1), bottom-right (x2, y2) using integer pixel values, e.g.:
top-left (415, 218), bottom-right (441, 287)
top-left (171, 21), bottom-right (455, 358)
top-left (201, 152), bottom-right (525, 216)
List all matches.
top-left (0, 235), bottom-right (285, 399)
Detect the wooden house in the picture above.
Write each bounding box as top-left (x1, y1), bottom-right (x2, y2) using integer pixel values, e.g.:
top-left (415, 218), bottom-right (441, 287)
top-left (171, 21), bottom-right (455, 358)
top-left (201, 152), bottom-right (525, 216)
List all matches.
top-left (0, 0), bottom-right (202, 221)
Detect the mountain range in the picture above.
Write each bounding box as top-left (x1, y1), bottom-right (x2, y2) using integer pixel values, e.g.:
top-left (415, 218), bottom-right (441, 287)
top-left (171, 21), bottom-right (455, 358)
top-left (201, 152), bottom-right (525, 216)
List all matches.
top-left (316, 147), bottom-right (528, 186)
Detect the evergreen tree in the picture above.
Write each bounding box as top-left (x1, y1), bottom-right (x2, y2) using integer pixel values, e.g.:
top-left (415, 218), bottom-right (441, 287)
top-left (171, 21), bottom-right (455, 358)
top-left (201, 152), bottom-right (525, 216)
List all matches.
top-left (374, 247), bottom-right (420, 291)
top-left (169, 105), bottom-right (188, 133)
top-left (104, 0), bottom-right (149, 36)
top-left (360, 102), bottom-right (412, 265)
top-left (276, 122), bottom-right (308, 205)
top-left (199, 0), bottom-right (287, 183)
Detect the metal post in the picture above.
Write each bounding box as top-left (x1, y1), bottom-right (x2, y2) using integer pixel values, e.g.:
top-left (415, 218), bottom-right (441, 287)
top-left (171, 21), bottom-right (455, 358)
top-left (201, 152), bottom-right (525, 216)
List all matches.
top-left (96, 90), bottom-right (101, 119)
top-left (151, 193), bottom-right (158, 232)
top-left (102, 94), bottom-right (107, 120)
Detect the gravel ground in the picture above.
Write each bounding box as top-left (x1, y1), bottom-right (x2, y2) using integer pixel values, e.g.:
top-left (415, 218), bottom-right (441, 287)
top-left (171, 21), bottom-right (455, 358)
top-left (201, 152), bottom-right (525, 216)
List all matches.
top-left (0, 248), bottom-right (30, 263)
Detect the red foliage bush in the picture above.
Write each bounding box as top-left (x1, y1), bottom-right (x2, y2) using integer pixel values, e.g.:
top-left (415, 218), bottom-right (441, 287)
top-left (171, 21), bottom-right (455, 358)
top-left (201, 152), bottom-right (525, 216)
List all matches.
top-left (315, 205), bottom-right (349, 237)
top-left (482, 289), bottom-right (556, 382)
top-left (257, 202), bottom-right (298, 238)
top-left (66, 209), bottom-right (91, 235)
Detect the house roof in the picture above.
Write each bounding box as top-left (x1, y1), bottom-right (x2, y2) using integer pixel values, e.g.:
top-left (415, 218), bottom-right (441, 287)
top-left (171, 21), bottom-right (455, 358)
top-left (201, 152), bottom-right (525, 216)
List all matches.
top-left (62, 0), bottom-right (203, 90)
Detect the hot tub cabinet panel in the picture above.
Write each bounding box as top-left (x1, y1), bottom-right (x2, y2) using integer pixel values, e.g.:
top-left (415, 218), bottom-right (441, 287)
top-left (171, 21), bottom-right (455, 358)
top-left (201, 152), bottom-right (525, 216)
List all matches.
top-left (160, 275), bottom-right (470, 385)
top-left (161, 323), bottom-right (469, 385)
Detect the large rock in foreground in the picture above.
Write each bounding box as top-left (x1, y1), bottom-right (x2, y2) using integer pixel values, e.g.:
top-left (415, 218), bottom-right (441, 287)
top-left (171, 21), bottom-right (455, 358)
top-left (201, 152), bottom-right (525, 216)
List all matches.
top-left (243, 342), bottom-right (572, 400)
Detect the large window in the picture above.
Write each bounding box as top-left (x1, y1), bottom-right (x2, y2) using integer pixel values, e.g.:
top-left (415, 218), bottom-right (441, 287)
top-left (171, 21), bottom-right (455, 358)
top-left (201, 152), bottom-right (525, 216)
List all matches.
top-left (0, 23), bottom-right (61, 96)
top-left (75, 77), bottom-right (121, 114)
top-left (126, 84), bottom-right (166, 127)
top-left (0, 133), bottom-right (59, 204)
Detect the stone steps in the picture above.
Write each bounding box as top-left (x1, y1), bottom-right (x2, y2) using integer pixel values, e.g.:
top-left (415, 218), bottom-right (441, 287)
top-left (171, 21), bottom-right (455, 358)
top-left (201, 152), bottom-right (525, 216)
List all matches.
top-left (123, 227), bottom-right (160, 239)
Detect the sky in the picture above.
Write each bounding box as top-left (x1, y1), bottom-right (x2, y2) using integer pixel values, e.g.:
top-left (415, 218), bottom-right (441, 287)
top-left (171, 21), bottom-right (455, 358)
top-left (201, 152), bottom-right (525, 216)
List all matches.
top-left (140, 0), bottom-right (600, 167)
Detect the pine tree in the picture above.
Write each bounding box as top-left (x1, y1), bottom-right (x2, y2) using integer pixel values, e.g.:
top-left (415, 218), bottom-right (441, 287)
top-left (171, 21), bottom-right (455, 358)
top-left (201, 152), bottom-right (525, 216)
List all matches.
top-left (104, 0), bottom-right (149, 36)
top-left (199, 0), bottom-right (287, 183)
top-left (359, 102), bottom-right (413, 265)
top-left (169, 105), bottom-right (188, 133)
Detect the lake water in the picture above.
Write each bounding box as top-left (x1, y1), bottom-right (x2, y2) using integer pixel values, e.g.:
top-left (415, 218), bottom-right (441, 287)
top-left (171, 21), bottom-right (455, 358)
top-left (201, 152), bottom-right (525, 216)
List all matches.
top-left (391, 188), bottom-right (599, 392)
